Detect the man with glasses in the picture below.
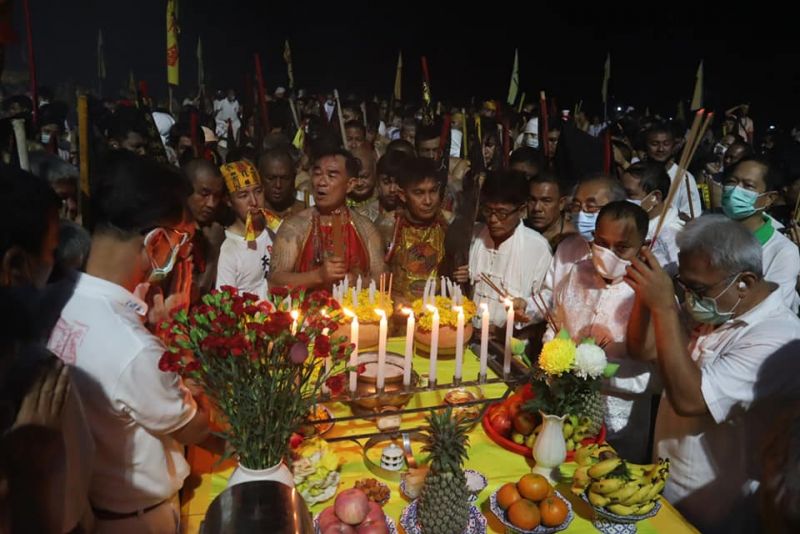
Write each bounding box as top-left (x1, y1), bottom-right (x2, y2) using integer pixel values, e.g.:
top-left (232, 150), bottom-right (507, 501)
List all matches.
top-left (720, 158), bottom-right (799, 312)
top-left (216, 160), bottom-right (274, 299)
top-left (625, 215), bottom-right (800, 533)
top-left (48, 151), bottom-right (210, 532)
top-left (347, 145), bottom-right (381, 222)
top-left (454, 171), bottom-right (552, 328)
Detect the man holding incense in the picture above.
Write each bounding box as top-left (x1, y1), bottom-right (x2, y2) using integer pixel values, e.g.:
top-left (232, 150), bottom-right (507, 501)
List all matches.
top-left (269, 149), bottom-right (385, 289)
top-left (644, 123), bottom-right (703, 219)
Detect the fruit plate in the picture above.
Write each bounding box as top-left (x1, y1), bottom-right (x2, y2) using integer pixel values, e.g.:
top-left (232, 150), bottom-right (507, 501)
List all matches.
top-left (400, 469), bottom-right (487, 502)
top-left (400, 500), bottom-right (487, 534)
top-left (580, 494), bottom-right (661, 534)
top-left (481, 403), bottom-right (606, 461)
top-left (489, 489), bottom-right (574, 533)
top-left (314, 512), bottom-right (397, 534)
top-left (303, 405), bottom-right (335, 437)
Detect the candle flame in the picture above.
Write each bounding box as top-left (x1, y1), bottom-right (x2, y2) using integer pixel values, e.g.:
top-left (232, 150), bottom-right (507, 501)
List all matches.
top-left (453, 305), bottom-right (464, 314)
top-left (342, 308), bottom-right (355, 319)
top-left (503, 298), bottom-right (513, 308)
top-left (374, 308), bottom-right (387, 320)
top-left (290, 310), bottom-right (300, 320)
top-left (480, 302), bottom-right (489, 312)
top-left (426, 304), bottom-right (439, 314)
top-left (401, 307), bottom-right (414, 317)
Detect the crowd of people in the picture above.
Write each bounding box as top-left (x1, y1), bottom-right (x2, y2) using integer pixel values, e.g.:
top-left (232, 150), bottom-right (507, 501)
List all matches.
top-left (1, 79), bottom-right (799, 534)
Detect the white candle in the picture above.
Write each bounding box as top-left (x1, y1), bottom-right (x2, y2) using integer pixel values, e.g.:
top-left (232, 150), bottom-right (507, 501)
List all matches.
top-left (351, 288), bottom-right (358, 308)
top-left (503, 298), bottom-right (514, 375)
top-left (427, 304), bottom-right (439, 385)
top-left (345, 309), bottom-right (359, 393)
top-left (343, 276), bottom-right (349, 292)
top-left (440, 276), bottom-right (446, 298)
top-left (369, 280), bottom-right (376, 304)
top-left (422, 278), bottom-right (430, 304)
top-left (479, 302), bottom-right (490, 380)
top-left (454, 306), bottom-right (465, 382)
top-left (356, 275), bottom-right (363, 294)
top-left (321, 327), bottom-right (331, 393)
top-left (402, 308), bottom-right (415, 386)
top-left (290, 310), bottom-right (300, 335)
top-left (375, 309), bottom-right (388, 390)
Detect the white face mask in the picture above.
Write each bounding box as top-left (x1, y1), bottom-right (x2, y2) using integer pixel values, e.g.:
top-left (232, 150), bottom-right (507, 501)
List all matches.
top-left (40, 132), bottom-right (51, 144)
top-left (591, 243), bottom-right (631, 282)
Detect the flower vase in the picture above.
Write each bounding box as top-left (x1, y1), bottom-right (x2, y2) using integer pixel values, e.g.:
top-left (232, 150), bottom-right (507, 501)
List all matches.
top-left (531, 412), bottom-right (567, 483)
top-left (227, 461), bottom-right (295, 489)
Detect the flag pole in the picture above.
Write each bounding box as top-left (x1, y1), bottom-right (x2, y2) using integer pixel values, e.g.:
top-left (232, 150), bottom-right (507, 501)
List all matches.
top-left (22, 0), bottom-right (38, 126)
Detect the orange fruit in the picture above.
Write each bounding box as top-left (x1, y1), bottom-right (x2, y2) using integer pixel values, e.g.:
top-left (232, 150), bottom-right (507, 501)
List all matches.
top-left (508, 499), bottom-right (541, 530)
top-left (496, 483), bottom-right (522, 510)
top-left (517, 473), bottom-right (551, 502)
top-left (545, 485), bottom-right (556, 497)
top-left (539, 496), bottom-right (569, 527)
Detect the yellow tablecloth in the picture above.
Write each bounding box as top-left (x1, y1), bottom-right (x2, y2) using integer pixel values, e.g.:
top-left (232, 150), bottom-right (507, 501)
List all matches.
top-left (180, 339), bottom-right (698, 533)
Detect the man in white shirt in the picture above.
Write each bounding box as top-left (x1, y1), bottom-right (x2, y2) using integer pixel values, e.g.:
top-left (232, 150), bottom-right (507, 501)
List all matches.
top-left (213, 89), bottom-right (241, 140)
top-left (47, 152), bottom-right (210, 533)
top-left (621, 160), bottom-right (681, 275)
top-left (626, 215), bottom-right (800, 533)
top-left (454, 172), bottom-right (552, 328)
top-left (644, 123), bottom-right (702, 218)
top-left (216, 160), bottom-right (273, 299)
top-left (720, 158), bottom-right (800, 312)
top-left (543, 201), bottom-right (658, 462)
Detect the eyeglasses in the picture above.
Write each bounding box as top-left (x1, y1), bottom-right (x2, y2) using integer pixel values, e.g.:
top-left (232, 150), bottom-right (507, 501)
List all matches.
top-left (568, 201), bottom-right (604, 214)
top-left (480, 205), bottom-right (523, 221)
top-left (674, 274), bottom-right (736, 301)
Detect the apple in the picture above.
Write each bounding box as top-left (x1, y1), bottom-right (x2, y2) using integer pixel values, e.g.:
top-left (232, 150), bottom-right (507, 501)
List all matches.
top-left (364, 501), bottom-right (384, 523)
top-left (322, 522), bottom-right (357, 534)
top-left (318, 507), bottom-right (339, 530)
top-left (489, 409), bottom-right (512, 437)
top-left (513, 411), bottom-right (537, 435)
top-left (356, 519), bottom-right (389, 534)
top-left (334, 488), bottom-right (370, 525)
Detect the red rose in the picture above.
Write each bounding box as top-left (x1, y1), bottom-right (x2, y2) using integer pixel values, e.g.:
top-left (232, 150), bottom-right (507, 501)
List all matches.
top-left (325, 374), bottom-right (346, 396)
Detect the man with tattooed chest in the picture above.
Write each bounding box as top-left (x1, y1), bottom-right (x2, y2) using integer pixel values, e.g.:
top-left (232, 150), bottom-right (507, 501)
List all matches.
top-left (269, 149), bottom-right (385, 289)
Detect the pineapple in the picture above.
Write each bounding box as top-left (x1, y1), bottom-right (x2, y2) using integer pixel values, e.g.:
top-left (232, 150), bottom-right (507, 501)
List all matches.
top-left (417, 408), bottom-right (471, 534)
top-left (574, 388), bottom-right (604, 436)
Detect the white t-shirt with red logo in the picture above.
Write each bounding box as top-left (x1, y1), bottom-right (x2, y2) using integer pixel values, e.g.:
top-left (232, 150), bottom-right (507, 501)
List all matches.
top-left (48, 273), bottom-right (197, 513)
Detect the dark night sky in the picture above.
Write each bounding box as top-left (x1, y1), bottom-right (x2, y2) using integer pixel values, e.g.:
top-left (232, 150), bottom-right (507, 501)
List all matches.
top-left (6, 1), bottom-right (800, 127)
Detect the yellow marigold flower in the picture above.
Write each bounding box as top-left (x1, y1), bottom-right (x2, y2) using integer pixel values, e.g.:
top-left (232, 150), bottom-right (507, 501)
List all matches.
top-left (539, 337), bottom-right (577, 376)
top-left (341, 290), bottom-right (394, 323)
top-left (411, 296), bottom-right (477, 331)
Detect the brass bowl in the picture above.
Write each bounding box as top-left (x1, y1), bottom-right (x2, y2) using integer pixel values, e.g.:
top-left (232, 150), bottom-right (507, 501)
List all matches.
top-left (348, 351), bottom-right (419, 415)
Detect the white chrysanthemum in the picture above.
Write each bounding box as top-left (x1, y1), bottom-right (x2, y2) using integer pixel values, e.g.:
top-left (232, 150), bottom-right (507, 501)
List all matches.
top-left (574, 343), bottom-right (607, 379)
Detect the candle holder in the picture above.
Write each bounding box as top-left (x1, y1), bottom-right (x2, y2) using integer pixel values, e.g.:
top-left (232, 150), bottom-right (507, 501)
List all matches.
top-left (347, 351), bottom-right (420, 416)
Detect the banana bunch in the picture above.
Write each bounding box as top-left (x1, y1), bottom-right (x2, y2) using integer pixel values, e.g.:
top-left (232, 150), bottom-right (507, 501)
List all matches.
top-left (570, 444), bottom-right (670, 517)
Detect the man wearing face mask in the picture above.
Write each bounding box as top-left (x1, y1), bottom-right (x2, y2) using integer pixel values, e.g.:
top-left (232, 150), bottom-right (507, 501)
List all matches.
top-left (216, 160), bottom-right (274, 300)
top-left (543, 201), bottom-right (658, 461)
top-left (47, 152), bottom-right (210, 532)
top-left (625, 215), bottom-right (800, 533)
top-left (622, 161), bottom-right (680, 274)
top-left (721, 158), bottom-right (799, 312)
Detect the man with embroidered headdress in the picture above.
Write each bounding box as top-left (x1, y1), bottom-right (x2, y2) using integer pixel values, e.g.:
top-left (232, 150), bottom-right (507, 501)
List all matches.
top-left (215, 160), bottom-right (276, 299)
top-left (269, 149), bottom-right (385, 289)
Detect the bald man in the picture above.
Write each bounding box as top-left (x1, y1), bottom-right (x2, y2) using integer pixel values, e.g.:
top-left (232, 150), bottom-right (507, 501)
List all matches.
top-left (257, 148), bottom-right (305, 223)
top-left (347, 144), bottom-right (381, 222)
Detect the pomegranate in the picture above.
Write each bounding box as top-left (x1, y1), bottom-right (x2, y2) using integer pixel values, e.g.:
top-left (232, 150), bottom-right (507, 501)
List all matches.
top-left (334, 488), bottom-right (370, 525)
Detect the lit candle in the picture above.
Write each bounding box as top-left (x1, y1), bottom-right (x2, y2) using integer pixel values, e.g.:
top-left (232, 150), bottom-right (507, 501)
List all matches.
top-left (375, 309), bottom-right (388, 390)
top-left (503, 298), bottom-right (514, 375)
top-left (427, 304), bottom-right (439, 386)
top-left (402, 308), bottom-right (414, 386)
top-left (321, 327), bottom-right (331, 393)
top-left (479, 302), bottom-right (490, 380)
top-left (453, 306), bottom-right (465, 382)
top-left (344, 309), bottom-right (359, 393)
top-left (290, 310), bottom-right (300, 335)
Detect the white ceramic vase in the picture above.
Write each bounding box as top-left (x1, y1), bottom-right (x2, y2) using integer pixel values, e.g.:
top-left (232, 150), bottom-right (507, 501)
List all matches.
top-left (531, 412), bottom-right (567, 483)
top-left (227, 461), bottom-right (295, 489)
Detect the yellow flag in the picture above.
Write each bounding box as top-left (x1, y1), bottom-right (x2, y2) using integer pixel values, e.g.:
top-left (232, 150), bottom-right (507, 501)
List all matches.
top-left (283, 40), bottom-right (295, 89)
top-left (166, 0), bottom-right (179, 86)
top-left (601, 53), bottom-right (611, 104)
top-left (506, 48), bottom-right (519, 105)
top-left (393, 51), bottom-right (402, 101)
top-left (292, 125), bottom-right (305, 150)
top-left (690, 61), bottom-right (703, 110)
